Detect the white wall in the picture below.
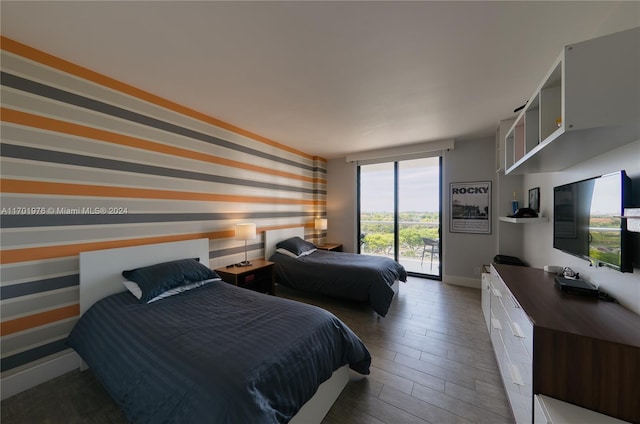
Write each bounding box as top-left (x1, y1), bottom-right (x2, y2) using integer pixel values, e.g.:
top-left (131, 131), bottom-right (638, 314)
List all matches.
top-left (521, 140), bottom-right (640, 314)
top-left (326, 159), bottom-right (358, 252)
top-left (443, 137), bottom-right (497, 287)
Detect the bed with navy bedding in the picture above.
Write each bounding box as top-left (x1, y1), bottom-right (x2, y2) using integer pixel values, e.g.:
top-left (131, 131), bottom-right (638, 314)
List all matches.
top-left (68, 239), bottom-right (371, 424)
top-left (265, 228), bottom-right (407, 317)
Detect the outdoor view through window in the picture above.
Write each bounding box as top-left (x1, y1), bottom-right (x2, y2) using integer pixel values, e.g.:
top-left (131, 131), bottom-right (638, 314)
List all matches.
top-left (360, 157), bottom-right (440, 277)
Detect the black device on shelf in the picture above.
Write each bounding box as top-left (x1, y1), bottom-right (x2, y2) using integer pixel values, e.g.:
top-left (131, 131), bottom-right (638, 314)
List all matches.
top-left (553, 170), bottom-right (633, 273)
top-left (554, 276), bottom-right (599, 297)
top-left (508, 207), bottom-right (538, 218)
top-left (493, 255), bottom-right (527, 266)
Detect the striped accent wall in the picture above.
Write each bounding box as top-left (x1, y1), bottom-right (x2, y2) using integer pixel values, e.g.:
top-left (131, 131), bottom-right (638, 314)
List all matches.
top-left (0, 36), bottom-right (327, 378)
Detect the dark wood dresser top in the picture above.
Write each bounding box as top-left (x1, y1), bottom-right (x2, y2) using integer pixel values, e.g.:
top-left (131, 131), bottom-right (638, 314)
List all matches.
top-left (493, 264), bottom-right (640, 348)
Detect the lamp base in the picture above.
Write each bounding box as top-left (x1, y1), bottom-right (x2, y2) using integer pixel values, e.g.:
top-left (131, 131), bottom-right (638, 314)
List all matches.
top-left (236, 260), bottom-right (252, 267)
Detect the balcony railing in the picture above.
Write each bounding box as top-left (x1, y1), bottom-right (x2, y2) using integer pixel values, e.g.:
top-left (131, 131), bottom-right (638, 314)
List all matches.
top-left (360, 220), bottom-right (440, 275)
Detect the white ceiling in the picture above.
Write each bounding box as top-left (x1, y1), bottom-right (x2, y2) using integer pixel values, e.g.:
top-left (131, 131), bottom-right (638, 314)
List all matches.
top-left (2, 1), bottom-right (639, 159)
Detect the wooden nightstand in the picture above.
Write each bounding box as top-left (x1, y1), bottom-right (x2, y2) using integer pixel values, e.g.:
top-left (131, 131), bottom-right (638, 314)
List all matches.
top-left (214, 259), bottom-right (275, 295)
top-left (316, 243), bottom-right (343, 252)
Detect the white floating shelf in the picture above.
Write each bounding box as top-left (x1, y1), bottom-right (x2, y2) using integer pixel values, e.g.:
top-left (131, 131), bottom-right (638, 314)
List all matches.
top-left (499, 217), bottom-right (549, 224)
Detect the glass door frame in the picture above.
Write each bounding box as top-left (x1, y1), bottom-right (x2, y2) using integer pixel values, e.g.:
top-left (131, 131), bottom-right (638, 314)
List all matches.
top-left (357, 157), bottom-right (442, 280)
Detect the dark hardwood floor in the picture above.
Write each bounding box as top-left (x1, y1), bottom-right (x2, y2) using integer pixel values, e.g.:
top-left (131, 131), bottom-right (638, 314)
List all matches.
top-left (1, 277), bottom-right (513, 424)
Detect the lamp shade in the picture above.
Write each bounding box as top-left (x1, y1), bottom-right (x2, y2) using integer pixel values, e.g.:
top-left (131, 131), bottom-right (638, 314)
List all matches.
top-left (314, 218), bottom-right (327, 230)
top-left (235, 223), bottom-right (257, 241)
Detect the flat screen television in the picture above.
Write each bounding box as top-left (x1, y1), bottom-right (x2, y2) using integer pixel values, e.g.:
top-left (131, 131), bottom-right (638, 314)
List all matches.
top-left (553, 170), bottom-right (633, 272)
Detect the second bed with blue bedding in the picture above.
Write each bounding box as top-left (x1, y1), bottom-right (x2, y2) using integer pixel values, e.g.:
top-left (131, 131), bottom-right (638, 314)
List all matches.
top-left (269, 237), bottom-right (407, 317)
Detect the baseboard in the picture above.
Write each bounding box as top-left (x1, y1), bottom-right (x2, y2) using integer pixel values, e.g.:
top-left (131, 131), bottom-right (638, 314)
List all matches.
top-left (1, 351), bottom-right (81, 400)
top-left (443, 274), bottom-right (481, 289)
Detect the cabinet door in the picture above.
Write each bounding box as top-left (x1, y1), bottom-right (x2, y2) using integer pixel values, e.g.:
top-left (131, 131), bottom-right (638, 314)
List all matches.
top-left (239, 267), bottom-right (273, 294)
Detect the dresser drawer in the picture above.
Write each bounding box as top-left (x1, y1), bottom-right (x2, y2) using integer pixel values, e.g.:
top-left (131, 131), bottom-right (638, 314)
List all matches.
top-left (503, 291), bottom-right (534, 358)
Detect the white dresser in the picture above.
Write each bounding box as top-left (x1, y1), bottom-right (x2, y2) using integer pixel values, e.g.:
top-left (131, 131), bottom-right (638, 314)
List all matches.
top-left (486, 264), bottom-right (640, 424)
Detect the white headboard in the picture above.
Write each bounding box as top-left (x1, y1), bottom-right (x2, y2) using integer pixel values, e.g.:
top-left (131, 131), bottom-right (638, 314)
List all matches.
top-left (264, 227), bottom-right (305, 260)
top-left (79, 238), bottom-right (210, 314)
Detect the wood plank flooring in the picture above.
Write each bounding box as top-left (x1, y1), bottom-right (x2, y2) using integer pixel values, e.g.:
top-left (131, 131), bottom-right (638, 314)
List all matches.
top-left (1, 277), bottom-right (514, 424)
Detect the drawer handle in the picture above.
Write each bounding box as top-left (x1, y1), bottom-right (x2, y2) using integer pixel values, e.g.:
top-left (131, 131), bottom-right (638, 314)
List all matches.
top-left (509, 295), bottom-right (521, 309)
top-left (511, 322), bottom-right (525, 338)
top-left (492, 288), bottom-right (503, 298)
top-left (491, 318), bottom-right (502, 331)
top-left (508, 363), bottom-right (524, 386)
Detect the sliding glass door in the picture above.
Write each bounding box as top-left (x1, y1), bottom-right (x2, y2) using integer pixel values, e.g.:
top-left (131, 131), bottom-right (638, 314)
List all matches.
top-left (359, 162), bottom-right (396, 259)
top-left (359, 157), bottom-right (441, 278)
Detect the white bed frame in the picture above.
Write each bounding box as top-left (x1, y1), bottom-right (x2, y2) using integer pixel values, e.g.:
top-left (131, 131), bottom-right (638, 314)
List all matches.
top-left (265, 226), bottom-right (306, 260)
top-left (265, 227), bottom-right (400, 298)
top-left (78, 238), bottom-right (347, 424)
top-left (79, 238), bottom-right (210, 314)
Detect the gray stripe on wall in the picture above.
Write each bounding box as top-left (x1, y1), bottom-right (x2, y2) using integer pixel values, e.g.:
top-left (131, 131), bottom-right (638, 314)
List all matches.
top-left (210, 243), bottom-right (264, 260)
top-left (1, 72), bottom-right (326, 174)
top-left (1, 274), bottom-right (79, 300)
top-left (1, 339), bottom-right (69, 372)
top-left (1, 144), bottom-right (324, 195)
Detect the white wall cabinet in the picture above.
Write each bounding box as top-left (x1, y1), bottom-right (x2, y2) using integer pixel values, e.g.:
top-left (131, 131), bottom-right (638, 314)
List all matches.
top-left (504, 27), bottom-right (639, 175)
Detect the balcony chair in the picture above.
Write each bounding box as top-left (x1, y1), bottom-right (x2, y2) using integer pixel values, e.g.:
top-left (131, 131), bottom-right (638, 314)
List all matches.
top-left (420, 238), bottom-right (439, 267)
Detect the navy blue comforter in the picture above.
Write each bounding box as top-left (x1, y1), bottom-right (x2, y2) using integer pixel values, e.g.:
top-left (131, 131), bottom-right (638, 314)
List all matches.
top-left (270, 250), bottom-right (407, 316)
top-left (67, 282), bottom-right (370, 424)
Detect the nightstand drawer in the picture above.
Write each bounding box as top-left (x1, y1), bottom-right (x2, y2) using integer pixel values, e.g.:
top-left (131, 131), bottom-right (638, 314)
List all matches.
top-left (214, 260), bottom-right (275, 295)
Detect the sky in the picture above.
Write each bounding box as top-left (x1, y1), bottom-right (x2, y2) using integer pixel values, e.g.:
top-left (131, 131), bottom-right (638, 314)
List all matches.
top-left (589, 172), bottom-right (623, 215)
top-left (360, 157), bottom-right (440, 213)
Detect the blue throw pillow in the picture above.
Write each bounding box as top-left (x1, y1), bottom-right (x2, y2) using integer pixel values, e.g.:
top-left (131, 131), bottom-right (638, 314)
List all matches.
top-left (276, 237), bottom-right (316, 256)
top-left (122, 258), bottom-right (219, 303)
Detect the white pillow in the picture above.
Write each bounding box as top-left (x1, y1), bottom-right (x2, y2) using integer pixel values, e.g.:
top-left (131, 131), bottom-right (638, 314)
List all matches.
top-left (275, 247), bottom-right (317, 258)
top-left (122, 279), bottom-right (143, 299)
top-left (122, 278), bottom-right (220, 304)
top-left (276, 247), bottom-right (298, 257)
top-left (298, 248), bottom-right (317, 257)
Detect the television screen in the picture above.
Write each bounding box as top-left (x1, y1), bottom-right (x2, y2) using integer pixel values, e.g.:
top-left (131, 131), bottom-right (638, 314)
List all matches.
top-left (553, 171), bottom-right (632, 272)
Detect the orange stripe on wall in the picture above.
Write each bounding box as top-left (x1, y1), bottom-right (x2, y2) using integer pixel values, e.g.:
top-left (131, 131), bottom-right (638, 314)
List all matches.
top-left (0, 304), bottom-right (79, 336)
top-left (1, 36), bottom-right (326, 164)
top-left (1, 179), bottom-right (325, 206)
top-left (1, 108), bottom-right (325, 185)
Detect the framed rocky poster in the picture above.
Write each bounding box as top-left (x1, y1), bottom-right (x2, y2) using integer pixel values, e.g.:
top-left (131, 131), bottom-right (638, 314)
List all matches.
top-left (450, 181), bottom-right (491, 234)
